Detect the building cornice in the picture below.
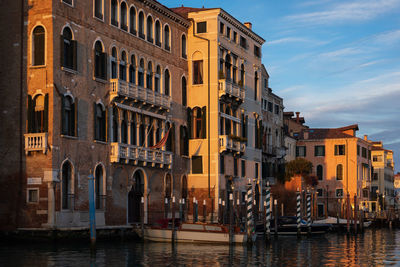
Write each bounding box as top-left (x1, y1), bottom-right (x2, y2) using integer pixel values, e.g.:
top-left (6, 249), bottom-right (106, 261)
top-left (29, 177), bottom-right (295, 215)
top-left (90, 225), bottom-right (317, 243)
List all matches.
top-left (142, 0), bottom-right (190, 28)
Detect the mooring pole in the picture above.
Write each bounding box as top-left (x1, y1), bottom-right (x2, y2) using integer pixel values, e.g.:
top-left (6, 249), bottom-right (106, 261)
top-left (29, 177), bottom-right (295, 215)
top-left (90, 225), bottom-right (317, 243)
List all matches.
top-left (141, 196), bottom-right (144, 239)
top-left (307, 190), bottom-right (311, 235)
top-left (246, 180), bottom-right (254, 243)
top-left (265, 182), bottom-right (271, 239)
top-left (195, 200), bottom-right (198, 223)
top-left (236, 198), bottom-right (240, 228)
top-left (172, 196), bottom-right (175, 243)
top-left (88, 174), bottom-right (96, 245)
top-left (354, 195), bottom-right (357, 234)
top-left (218, 198), bottom-right (222, 224)
top-left (203, 199), bottom-right (207, 223)
top-left (222, 200), bottom-right (225, 224)
top-left (346, 193), bottom-right (350, 234)
top-left (274, 199), bottom-right (278, 236)
top-left (164, 197), bottom-right (169, 220)
top-left (229, 193), bottom-right (233, 244)
top-left (296, 188), bottom-right (301, 236)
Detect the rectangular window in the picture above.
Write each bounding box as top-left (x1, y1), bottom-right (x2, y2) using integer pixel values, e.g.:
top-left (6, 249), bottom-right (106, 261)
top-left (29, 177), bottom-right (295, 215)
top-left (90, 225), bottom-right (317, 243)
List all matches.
top-left (334, 145), bottom-right (345, 155)
top-left (296, 146), bottom-right (306, 157)
top-left (362, 147), bottom-right (367, 158)
top-left (373, 155), bottom-right (382, 162)
top-left (274, 104), bottom-right (279, 115)
top-left (94, 0), bottom-right (103, 19)
top-left (254, 45), bottom-right (261, 57)
top-left (197, 22), bottom-right (207, 33)
top-left (220, 22), bottom-right (224, 34)
top-left (255, 163), bottom-right (259, 178)
top-left (241, 160), bottom-right (246, 177)
top-left (372, 172), bottom-right (378, 180)
top-left (192, 156), bottom-right (203, 174)
top-left (62, 0), bottom-right (73, 6)
top-left (268, 102), bottom-right (273, 112)
top-left (317, 189), bottom-right (323, 197)
top-left (226, 27), bottom-right (231, 38)
top-left (233, 31), bottom-right (237, 42)
top-left (264, 79), bottom-right (267, 88)
top-left (240, 36), bottom-right (247, 49)
top-left (314, 145), bottom-right (325, 156)
top-left (27, 188), bottom-right (39, 203)
top-left (357, 145), bottom-right (360, 156)
top-left (220, 155), bottom-right (225, 174)
top-left (336, 189), bottom-right (343, 198)
top-left (193, 60), bottom-right (203, 84)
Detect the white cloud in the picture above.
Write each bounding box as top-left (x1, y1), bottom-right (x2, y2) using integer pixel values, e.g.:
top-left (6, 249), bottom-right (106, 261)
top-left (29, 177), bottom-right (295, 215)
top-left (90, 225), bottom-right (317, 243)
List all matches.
top-left (285, 0), bottom-right (400, 25)
top-left (267, 37), bottom-right (329, 46)
top-left (373, 29), bottom-right (400, 45)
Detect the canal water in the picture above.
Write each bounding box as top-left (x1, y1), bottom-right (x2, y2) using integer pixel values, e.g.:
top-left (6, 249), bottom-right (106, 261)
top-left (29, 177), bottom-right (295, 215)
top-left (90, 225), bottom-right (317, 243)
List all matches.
top-left (1, 228), bottom-right (400, 266)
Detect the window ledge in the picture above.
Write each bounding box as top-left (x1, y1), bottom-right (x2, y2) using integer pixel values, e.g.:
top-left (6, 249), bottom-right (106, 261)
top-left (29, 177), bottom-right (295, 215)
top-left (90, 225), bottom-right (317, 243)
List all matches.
top-left (93, 77), bottom-right (108, 84)
top-left (30, 65), bottom-right (47, 69)
top-left (93, 15), bottom-right (104, 22)
top-left (61, 134), bottom-right (78, 140)
top-left (94, 140), bottom-right (108, 145)
top-left (61, 67), bottom-right (78, 74)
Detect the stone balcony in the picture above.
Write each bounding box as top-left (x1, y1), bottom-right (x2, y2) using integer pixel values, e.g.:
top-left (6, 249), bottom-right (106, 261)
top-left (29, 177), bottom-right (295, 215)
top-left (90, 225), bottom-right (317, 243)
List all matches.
top-left (218, 79), bottom-right (245, 102)
top-left (110, 79), bottom-right (170, 110)
top-left (219, 135), bottom-right (245, 154)
top-left (110, 143), bottom-right (172, 168)
top-left (24, 133), bottom-right (47, 154)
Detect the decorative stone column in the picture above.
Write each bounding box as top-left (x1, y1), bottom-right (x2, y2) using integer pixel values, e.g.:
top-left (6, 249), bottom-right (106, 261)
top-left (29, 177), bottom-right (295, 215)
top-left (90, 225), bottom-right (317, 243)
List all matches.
top-left (43, 169), bottom-right (59, 229)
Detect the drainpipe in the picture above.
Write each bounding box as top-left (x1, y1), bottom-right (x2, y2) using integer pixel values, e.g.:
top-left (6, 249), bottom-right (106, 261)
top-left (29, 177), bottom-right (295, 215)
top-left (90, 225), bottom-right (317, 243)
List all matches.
top-left (189, 18), bottom-right (211, 198)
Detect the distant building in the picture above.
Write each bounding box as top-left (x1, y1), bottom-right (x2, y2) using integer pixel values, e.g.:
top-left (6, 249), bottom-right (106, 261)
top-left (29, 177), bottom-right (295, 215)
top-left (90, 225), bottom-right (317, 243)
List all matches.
top-left (294, 124), bottom-right (372, 217)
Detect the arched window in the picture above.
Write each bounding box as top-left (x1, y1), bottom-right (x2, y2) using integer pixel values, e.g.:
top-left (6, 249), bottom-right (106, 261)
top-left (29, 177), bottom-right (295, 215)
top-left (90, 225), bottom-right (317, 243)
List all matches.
top-left (111, 0), bottom-right (118, 26)
top-left (111, 47), bottom-right (118, 79)
top-left (166, 122), bottom-right (174, 152)
top-left (94, 41), bottom-right (106, 79)
top-left (225, 54), bottom-right (231, 80)
top-left (112, 107), bottom-right (118, 142)
top-left (138, 11), bottom-right (145, 39)
top-left (182, 175), bottom-right (188, 200)
top-left (155, 65), bottom-right (161, 93)
top-left (146, 16), bottom-right (153, 43)
top-left (32, 26), bottom-right (45, 66)
top-left (61, 27), bottom-right (76, 70)
top-left (121, 111), bottom-right (128, 144)
top-left (120, 2), bottom-right (128, 31)
top-left (147, 119), bottom-right (154, 147)
top-left (317, 165), bottom-right (323, 181)
top-left (225, 106), bottom-right (231, 135)
top-left (62, 95), bottom-right (76, 136)
top-left (120, 51), bottom-right (127, 81)
top-left (336, 164), bottom-right (343, 180)
top-left (146, 61), bottom-right (153, 90)
top-left (139, 117), bottom-right (145, 146)
top-left (94, 0), bottom-right (103, 19)
top-left (181, 34), bottom-right (187, 59)
top-left (155, 120), bottom-right (162, 144)
top-left (254, 71), bottom-right (258, 101)
top-left (155, 20), bottom-right (161, 46)
top-left (94, 103), bottom-right (106, 141)
top-left (27, 94), bottom-right (48, 133)
top-left (129, 54), bottom-right (136, 84)
top-left (164, 69), bottom-right (170, 96)
top-left (138, 59), bottom-right (144, 87)
top-left (94, 165), bottom-right (105, 209)
top-left (182, 76), bottom-right (187, 106)
top-left (165, 173), bottom-right (172, 199)
top-left (164, 25), bottom-right (170, 51)
top-left (194, 107), bottom-right (202, 139)
top-left (130, 114), bottom-right (136, 145)
top-left (240, 64), bottom-right (245, 87)
top-left (232, 57), bottom-right (237, 83)
top-left (129, 7), bottom-right (136, 35)
top-left (61, 161), bottom-right (73, 210)
top-left (180, 125), bottom-right (188, 156)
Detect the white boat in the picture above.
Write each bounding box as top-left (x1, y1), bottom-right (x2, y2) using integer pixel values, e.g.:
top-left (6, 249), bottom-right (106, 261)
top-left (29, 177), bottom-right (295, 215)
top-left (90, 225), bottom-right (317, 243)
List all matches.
top-left (314, 217), bottom-right (372, 228)
top-left (137, 223), bottom-right (247, 244)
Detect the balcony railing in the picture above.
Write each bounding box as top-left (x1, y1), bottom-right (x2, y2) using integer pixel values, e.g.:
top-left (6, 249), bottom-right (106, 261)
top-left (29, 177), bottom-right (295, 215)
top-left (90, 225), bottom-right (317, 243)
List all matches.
top-left (110, 143), bottom-right (173, 168)
top-left (110, 79), bottom-right (170, 109)
top-left (218, 79), bottom-right (245, 101)
top-left (219, 135), bottom-right (245, 154)
top-left (24, 133), bottom-right (47, 154)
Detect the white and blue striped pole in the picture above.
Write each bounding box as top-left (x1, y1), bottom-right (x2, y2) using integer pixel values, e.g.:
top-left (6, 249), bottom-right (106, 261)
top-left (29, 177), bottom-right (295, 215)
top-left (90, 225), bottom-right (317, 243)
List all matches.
top-left (307, 190), bottom-right (311, 234)
top-left (88, 174), bottom-right (96, 245)
top-left (296, 188), bottom-right (301, 236)
top-left (246, 179), bottom-right (254, 243)
top-left (265, 181), bottom-right (271, 238)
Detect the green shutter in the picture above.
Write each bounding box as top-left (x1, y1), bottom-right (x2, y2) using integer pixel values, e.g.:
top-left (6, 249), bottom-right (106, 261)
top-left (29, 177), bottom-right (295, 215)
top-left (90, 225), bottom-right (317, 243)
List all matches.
top-left (44, 94), bottom-right (49, 132)
top-left (61, 95), bottom-right (65, 135)
top-left (27, 95), bottom-right (33, 133)
top-left (187, 107), bottom-right (192, 139)
top-left (71, 98), bottom-right (78, 136)
top-left (93, 102), bottom-right (97, 140)
top-left (201, 106), bottom-right (206, 139)
top-left (60, 35), bottom-right (64, 67)
top-left (72, 40), bottom-right (77, 70)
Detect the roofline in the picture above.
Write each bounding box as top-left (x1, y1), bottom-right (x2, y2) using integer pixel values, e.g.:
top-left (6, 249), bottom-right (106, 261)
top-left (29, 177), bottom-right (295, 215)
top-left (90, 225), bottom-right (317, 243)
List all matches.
top-left (144, 0), bottom-right (191, 28)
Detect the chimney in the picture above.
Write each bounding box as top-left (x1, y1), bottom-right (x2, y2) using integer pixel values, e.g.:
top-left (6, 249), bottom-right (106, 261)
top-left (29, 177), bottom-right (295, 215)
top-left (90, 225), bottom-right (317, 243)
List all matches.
top-left (295, 112), bottom-right (300, 123)
top-left (364, 135), bottom-right (368, 141)
top-left (244, 22), bottom-right (252, 30)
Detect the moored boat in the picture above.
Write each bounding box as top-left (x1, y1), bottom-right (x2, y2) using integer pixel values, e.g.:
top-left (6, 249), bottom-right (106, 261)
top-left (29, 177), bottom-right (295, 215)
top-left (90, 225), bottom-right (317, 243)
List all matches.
top-left (269, 216), bottom-right (332, 235)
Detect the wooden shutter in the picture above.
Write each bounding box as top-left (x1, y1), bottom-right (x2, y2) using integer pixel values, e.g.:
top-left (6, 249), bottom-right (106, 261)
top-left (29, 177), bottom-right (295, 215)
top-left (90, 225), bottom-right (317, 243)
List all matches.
top-left (72, 40), bottom-right (77, 71)
top-left (105, 107), bottom-right (109, 142)
top-left (44, 94), bottom-right (49, 132)
top-left (201, 106), bottom-right (206, 139)
top-left (61, 95), bottom-right (65, 135)
top-left (93, 102), bottom-right (97, 140)
top-left (187, 107), bottom-right (192, 139)
top-left (71, 98), bottom-right (78, 136)
top-left (100, 52), bottom-right (107, 79)
top-left (60, 35), bottom-right (64, 67)
top-left (102, 108), bottom-right (106, 141)
top-left (171, 123), bottom-right (176, 154)
top-left (27, 95), bottom-right (33, 133)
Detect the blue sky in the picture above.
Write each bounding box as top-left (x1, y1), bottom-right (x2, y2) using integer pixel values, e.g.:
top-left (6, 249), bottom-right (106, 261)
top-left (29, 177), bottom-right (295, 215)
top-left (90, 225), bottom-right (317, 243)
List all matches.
top-left (162, 0), bottom-right (400, 172)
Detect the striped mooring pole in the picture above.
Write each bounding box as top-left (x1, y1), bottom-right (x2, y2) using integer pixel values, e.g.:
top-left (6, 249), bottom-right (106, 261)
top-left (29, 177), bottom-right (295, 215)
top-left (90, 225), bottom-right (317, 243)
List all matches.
top-left (246, 179), bottom-right (254, 243)
top-left (265, 182), bottom-right (271, 238)
top-left (296, 189), bottom-right (301, 236)
top-left (306, 190), bottom-right (311, 234)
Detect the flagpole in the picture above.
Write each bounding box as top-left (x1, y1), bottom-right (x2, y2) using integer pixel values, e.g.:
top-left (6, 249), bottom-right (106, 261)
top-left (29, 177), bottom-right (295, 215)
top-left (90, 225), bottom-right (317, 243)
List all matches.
top-left (137, 120), bottom-right (155, 156)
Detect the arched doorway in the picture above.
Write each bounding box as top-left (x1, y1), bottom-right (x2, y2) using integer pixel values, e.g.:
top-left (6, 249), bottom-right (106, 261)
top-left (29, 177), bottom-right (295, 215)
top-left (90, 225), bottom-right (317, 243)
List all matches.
top-left (128, 170), bottom-right (144, 223)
